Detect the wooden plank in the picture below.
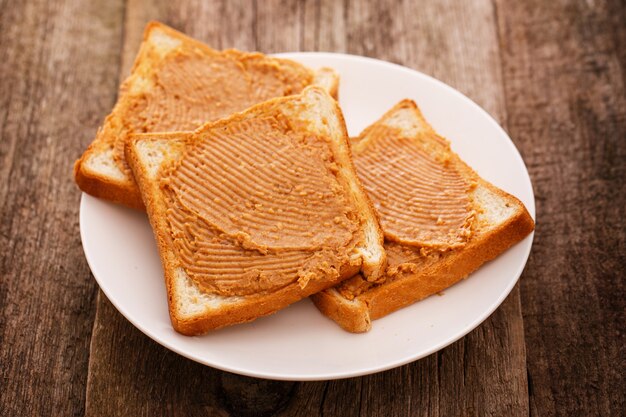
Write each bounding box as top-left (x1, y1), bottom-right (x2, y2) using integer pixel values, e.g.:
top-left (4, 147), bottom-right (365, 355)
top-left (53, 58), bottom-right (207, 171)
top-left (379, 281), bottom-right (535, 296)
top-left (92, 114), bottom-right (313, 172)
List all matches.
top-left (85, 1), bottom-right (529, 416)
top-left (494, 0), bottom-right (626, 415)
top-left (0, 0), bottom-right (125, 415)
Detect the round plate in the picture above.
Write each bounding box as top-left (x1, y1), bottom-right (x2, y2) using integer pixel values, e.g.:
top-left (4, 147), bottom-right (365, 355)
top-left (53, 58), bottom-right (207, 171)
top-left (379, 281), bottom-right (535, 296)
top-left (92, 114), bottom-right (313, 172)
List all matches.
top-left (80, 52), bottom-right (535, 381)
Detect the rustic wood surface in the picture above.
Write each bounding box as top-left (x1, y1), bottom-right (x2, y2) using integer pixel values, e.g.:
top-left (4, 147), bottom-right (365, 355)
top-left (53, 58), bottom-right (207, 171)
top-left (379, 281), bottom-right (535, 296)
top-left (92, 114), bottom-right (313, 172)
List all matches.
top-left (0, 0), bottom-right (623, 416)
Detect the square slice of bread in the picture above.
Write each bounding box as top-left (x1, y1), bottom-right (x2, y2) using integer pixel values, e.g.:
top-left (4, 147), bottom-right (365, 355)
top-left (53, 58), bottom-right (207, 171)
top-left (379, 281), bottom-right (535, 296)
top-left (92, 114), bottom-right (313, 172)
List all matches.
top-left (125, 87), bottom-right (385, 335)
top-left (75, 21), bottom-right (339, 210)
top-left (312, 100), bottom-right (535, 332)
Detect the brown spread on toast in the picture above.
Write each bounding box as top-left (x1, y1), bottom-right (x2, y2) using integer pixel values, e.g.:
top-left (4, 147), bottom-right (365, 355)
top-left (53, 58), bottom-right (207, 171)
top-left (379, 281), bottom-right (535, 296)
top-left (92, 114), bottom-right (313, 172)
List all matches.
top-left (336, 120), bottom-right (477, 300)
top-left (351, 124), bottom-right (475, 250)
top-left (114, 48), bottom-right (314, 176)
top-left (159, 112), bottom-right (363, 296)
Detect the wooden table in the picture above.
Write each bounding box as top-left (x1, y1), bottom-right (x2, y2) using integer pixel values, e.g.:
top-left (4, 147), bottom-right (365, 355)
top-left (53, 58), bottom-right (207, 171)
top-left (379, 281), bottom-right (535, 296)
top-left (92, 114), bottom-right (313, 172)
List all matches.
top-left (1, 0), bottom-right (624, 415)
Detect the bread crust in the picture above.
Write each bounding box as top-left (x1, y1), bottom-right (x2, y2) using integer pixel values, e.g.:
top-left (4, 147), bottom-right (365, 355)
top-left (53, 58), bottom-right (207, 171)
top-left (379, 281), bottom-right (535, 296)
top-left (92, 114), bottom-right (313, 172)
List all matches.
top-left (171, 263), bottom-right (360, 335)
top-left (314, 67), bottom-right (340, 100)
top-left (73, 158), bottom-right (145, 210)
top-left (311, 288), bottom-right (372, 332)
top-left (309, 87), bottom-right (386, 281)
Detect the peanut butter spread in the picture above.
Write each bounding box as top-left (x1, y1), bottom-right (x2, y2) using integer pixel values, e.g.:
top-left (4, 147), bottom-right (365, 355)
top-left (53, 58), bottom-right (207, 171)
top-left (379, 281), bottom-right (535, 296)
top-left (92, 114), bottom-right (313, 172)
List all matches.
top-left (336, 244), bottom-right (446, 300)
top-left (159, 112), bottom-right (363, 297)
top-left (335, 123), bottom-right (477, 300)
top-left (351, 124), bottom-right (475, 250)
top-left (114, 47), bottom-right (314, 175)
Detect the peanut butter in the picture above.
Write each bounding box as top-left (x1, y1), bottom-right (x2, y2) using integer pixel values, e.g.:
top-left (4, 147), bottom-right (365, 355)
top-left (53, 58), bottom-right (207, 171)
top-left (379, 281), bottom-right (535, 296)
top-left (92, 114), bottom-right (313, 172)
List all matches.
top-left (336, 242), bottom-right (443, 300)
top-left (335, 123), bottom-right (476, 300)
top-left (351, 124), bottom-right (475, 250)
top-left (114, 47), bottom-right (314, 175)
top-left (160, 112), bottom-right (363, 297)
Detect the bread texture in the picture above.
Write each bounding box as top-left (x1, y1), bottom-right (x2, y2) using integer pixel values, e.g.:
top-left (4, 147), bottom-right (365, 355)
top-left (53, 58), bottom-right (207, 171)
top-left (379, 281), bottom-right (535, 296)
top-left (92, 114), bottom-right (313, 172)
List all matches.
top-left (125, 86), bottom-right (385, 335)
top-left (312, 100), bottom-right (535, 332)
top-left (75, 21), bottom-right (340, 210)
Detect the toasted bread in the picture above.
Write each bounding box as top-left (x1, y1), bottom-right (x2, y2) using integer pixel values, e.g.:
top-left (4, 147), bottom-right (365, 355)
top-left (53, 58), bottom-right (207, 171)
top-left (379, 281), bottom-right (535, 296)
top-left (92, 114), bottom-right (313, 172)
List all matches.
top-left (125, 87), bottom-right (386, 335)
top-left (312, 100), bottom-right (535, 332)
top-left (75, 21), bottom-right (339, 210)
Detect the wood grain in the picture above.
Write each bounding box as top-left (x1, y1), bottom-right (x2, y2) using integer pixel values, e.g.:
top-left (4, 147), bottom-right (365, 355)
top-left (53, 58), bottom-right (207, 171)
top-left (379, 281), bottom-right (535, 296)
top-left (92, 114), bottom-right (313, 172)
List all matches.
top-left (0, 0), bottom-right (124, 415)
top-left (495, 0), bottom-right (626, 415)
top-left (84, 1), bottom-right (529, 416)
top-left (2, 0), bottom-right (622, 415)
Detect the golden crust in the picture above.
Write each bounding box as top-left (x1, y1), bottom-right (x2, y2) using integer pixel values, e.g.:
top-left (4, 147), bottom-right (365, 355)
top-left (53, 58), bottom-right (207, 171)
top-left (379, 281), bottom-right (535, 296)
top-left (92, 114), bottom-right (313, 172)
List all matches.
top-left (171, 263), bottom-right (360, 335)
top-left (312, 87), bottom-right (387, 281)
top-left (73, 158), bottom-right (144, 210)
top-left (314, 67), bottom-right (340, 101)
top-left (327, 75), bottom-right (339, 100)
top-left (311, 289), bottom-right (372, 333)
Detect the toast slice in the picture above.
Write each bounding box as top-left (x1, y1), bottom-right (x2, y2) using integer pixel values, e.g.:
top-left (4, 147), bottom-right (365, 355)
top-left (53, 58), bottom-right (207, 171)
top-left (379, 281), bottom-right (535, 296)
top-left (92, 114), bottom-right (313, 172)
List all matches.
top-left (312, 100), bottom-right (535, 332)
top-left (75, 21), bottom-right (339, 210)
top-left (125, 87), bottom-right (386, 335)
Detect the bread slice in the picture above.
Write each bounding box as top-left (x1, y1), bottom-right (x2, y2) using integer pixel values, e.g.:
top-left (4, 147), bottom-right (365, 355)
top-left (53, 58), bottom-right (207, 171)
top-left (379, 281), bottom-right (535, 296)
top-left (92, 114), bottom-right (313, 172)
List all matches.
top-left (125, 86), bottom-right (386, 335)
top-left (75, 21), bottom-right (339, 210)
top-left (312, 100), bottom-right (535, 332)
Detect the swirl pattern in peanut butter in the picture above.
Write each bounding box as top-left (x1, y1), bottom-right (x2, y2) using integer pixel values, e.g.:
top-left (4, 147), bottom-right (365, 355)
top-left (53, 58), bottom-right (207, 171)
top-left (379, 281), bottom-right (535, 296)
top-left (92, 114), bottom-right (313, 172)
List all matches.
top-left (160, 114), bottom-right (362, 296)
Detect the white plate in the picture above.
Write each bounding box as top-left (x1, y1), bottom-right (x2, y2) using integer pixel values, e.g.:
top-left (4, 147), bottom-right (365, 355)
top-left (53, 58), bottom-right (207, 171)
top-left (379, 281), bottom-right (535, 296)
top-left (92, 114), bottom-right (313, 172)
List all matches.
top-left (80, 53), bottom-right (535, 381)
